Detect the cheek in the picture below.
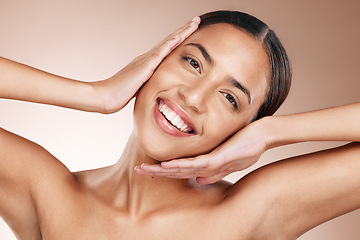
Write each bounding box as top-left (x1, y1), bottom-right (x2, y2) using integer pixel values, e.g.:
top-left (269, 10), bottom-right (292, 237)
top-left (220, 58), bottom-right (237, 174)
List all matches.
top-left (204, 105), bottom-right (249, 145)
top-left (133, 106), bottom-right (236, 161)
top-left (151, 55), bottom-right (188, 87)
top-left (132, 63), bottom-right (251, 161)
top-left (133, 86), bottom-right (202, 161)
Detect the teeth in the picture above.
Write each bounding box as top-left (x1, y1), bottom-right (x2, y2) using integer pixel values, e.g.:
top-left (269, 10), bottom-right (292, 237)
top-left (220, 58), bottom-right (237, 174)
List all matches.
top-left (159, 102), bottom-right (165, 111)
top-left (167, 111), bottom-right (175, 120)
top-left (158, 102), bottom-right (192, 133)
top-left (170, 116), bottom-right (180, 126)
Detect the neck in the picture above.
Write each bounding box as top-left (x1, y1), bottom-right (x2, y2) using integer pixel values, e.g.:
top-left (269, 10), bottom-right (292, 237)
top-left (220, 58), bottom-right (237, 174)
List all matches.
top-left (103, 133), bottom-right (198, 216)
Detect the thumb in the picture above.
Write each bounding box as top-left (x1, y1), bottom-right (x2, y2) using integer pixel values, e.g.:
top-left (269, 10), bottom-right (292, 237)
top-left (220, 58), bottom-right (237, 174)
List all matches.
top-left (196, 170), bottom-right (230, 185)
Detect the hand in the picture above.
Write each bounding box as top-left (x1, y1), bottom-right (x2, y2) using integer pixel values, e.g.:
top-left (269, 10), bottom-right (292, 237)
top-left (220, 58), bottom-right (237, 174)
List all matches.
top-left (135, 118), bottom-right (270, 185)
top-left (93, 16), bottom-right (201, 114)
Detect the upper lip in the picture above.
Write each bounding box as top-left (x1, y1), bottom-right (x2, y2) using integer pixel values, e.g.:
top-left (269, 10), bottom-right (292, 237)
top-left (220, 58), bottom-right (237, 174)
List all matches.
top-left (157, 98), bottom-right (198, 135)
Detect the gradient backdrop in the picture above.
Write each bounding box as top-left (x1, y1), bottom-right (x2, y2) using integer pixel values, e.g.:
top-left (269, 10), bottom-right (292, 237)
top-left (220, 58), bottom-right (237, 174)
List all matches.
top-left (0, 0), bottom-right (359, 239)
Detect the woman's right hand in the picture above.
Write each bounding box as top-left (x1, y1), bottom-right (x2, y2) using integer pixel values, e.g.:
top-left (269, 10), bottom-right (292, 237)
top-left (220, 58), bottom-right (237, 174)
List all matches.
top-left (0, 17), bottom-right (199, 114)
top-left (93, 16), bottom-right (201, 114)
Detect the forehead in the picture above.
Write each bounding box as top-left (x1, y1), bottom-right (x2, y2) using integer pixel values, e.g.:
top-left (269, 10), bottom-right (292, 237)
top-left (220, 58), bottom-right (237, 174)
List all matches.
top-left (180, 23), bottom-right (270, 103)
top-left (182, 23), bottom-right (269, 76)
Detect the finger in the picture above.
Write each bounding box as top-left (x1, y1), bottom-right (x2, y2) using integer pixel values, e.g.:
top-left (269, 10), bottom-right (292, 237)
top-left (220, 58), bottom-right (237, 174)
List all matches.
top-left (135, 17), bottom-right (200, 81)
top-left (139, 164), bottom-right (205, 174)
top-left (124, 17), bottom-right (200, 79)
top-left (147, 16), bottom-right (200, 66)
top-left (166, 174), bottom-right (199, 179)
top-left (141, 164), bottom-right (180, 173)
top-left (161, 155), bottom-right (211, 169)
top-left (143, 36), bottom-right (180, 72)
top-left (134, 166), bottom-right (153, 176)
top-left (135, 165), bottom-right (212, 179)
top-left (135, 166), bottom-right (199, 179)
top-left (159, 16), bottom-right (201, 47)
top-left (196, 171), bottom-right (230, 185)
top-left (172, 16), bottom-right (201, 46)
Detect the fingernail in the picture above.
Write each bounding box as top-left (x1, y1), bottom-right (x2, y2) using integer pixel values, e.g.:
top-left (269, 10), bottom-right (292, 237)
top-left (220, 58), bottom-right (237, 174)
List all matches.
top-left (190, 17), bottom-right (199, 26)
top-left (161, 162), bottom-right (173, 168)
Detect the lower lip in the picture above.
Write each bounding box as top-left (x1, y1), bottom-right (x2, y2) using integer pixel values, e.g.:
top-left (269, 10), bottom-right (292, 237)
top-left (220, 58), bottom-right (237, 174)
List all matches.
top-left (153, 100), bottom-right (193, 137)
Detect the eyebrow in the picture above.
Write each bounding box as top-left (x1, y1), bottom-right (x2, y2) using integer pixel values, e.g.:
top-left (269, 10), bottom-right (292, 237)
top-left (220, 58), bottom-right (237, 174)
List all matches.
top-left (185, 43), bottom-right (214, 66)
top-left (228, 77), bottom-right (252, 104)
top-left (186, 42), bottom-right (252, 104)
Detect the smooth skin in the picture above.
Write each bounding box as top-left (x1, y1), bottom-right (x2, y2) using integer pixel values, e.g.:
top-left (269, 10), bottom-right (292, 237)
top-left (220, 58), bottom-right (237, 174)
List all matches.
top-left (0, 16), bottom-right (360, 240)
top-left (139, 103), bottom-right (360, 184)
top-left (132, 23), bottom-right (269, 161)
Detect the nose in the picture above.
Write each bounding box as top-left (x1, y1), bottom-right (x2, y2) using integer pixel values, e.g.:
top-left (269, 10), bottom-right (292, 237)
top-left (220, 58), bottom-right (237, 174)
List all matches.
top-left (178, 83), bottom-right (207, 114)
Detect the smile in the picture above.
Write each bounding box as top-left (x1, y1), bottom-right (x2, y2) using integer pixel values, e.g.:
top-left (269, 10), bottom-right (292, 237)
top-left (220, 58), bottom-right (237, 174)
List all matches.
top-left (158, 101), bottom-right (193, 133)
top-left (154, 98), bottom-right (196, 137)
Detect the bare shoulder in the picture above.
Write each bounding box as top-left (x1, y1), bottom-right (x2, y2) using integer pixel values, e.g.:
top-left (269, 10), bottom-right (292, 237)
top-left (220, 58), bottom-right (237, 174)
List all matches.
top-left (0, 127), bottom-right (78, 239)
top-left (219, 143), bottom-right (360, 239)
top-left (0, 127), bottom-right (76, 190)
top-left (210, 167), bottom-right (277, 239)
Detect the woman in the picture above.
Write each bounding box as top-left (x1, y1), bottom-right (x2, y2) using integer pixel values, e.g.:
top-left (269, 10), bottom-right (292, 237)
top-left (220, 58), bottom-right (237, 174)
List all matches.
top-left (0, 10), bottom-right (359, 239)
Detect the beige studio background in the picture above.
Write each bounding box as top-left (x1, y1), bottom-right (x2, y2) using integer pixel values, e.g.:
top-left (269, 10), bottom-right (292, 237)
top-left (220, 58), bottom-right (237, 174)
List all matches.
top-left (0, 0), bottom-right (359, 239)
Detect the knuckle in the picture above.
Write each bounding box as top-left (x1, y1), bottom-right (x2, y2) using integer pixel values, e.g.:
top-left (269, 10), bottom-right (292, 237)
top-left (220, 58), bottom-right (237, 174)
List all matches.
top-left (151, 49), bottom-right (162, 59)
top-left (208, 160), bottom-right (219, 170)
top-left (202, 158), bottom-right (211, 168)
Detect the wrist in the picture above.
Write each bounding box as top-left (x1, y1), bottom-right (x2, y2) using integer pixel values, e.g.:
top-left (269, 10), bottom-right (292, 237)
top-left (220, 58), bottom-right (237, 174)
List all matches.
top-left (88, 80), bottom-right (112, 114)
top-left (255, 116), bottom-right (281, 150)
top-left (260, 114), bottom-right (304, 149)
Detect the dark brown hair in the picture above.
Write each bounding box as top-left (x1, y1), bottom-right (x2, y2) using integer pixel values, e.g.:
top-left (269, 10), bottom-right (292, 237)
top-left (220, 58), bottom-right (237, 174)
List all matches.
top-left (199, 10), bottom-right (292, 121)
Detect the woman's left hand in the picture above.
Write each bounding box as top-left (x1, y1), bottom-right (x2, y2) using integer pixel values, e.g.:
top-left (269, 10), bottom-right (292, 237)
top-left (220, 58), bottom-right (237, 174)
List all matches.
top-left (136, 103), bottom-right (360, 184)
top-left (135, 118), bottom-right (270, 185)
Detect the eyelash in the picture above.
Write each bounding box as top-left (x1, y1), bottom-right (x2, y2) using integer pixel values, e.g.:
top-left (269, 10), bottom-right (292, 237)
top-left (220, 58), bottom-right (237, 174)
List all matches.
top-left (221, 92), bottom-right (238, 110)
top-left (182, 56), bottom-right (239, 111)
top-left (183, 57), bottom-right (201, 73)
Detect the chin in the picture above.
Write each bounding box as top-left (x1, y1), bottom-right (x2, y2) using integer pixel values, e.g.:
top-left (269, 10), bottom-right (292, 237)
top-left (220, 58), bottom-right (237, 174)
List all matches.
top-left (133, 121), bottom-right (216, 162)
top-left (133, 94), bottom-right (201, 161)
top-left (134, 129), bottom-right (197, 162)
top-left (138, 134), bottom-right (170, 161)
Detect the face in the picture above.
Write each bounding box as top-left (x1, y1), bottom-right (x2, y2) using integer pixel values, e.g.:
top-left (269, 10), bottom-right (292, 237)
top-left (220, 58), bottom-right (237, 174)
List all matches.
top-left (133, 23), bottom-right (269, 161)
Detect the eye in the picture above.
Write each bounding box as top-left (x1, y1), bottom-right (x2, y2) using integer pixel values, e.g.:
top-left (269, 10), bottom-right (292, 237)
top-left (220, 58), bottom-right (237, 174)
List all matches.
top-left (183, 57), bottom-right (201, 73)
top-left (221, 92), bottom-right (238, 110)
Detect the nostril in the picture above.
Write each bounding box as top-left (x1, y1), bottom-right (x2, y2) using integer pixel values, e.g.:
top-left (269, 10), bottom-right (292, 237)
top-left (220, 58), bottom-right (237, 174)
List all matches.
top-left (178, 86), bottom-right (205, 114)
top-left (178, 87), bottom-right (187, 100)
